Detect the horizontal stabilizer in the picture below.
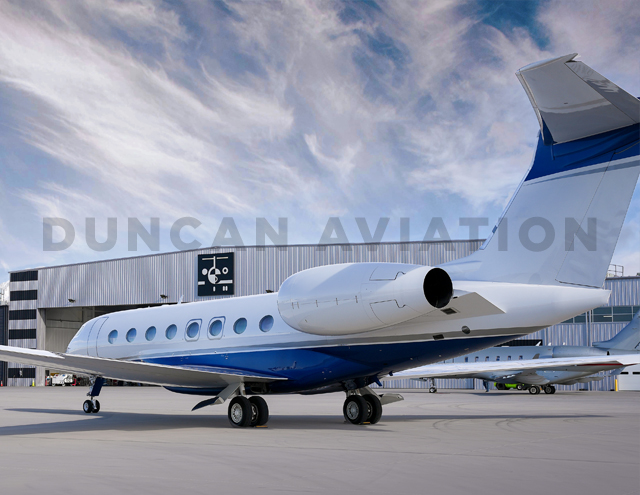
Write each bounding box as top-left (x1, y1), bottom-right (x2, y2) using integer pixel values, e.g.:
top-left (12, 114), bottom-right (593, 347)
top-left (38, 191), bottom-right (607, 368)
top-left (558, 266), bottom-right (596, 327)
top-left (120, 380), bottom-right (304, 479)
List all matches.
top-left (383, 354), bottom-right (640, 380)
top-left (409, 289), bottom-right (505, 324)
top-left (0, 346), bottom-right (286, 388)
top-left (517, 53), bottom-right (640, 144)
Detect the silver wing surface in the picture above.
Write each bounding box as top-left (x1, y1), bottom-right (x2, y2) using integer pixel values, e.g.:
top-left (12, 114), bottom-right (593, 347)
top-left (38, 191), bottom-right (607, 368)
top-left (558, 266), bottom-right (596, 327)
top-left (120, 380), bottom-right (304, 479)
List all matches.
top-left (384, 354), bottom-right (640, 381)
top-left (0, 345), bottom-right (286, 388)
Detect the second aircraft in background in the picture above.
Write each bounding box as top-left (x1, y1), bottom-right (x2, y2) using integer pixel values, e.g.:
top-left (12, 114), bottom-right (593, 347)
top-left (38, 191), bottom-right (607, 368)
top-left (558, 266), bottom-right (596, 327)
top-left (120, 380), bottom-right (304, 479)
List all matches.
top-left (385, 312), bottom-right (640, 394)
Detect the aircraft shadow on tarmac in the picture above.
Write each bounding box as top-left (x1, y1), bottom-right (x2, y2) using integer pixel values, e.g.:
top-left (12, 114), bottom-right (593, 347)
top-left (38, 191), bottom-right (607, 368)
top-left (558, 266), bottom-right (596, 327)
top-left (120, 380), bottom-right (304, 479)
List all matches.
top-left (0, 408), bottom-right (610, 435)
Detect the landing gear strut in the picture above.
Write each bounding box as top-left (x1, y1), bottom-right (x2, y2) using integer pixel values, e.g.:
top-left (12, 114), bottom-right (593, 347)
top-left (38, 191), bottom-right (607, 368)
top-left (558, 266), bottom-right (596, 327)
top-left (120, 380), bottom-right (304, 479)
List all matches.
top-left (83, 376), bottom-right (104, 414)
top-left (427, 378), bottom-right (437, 393)
top-left (227, 395), bottom-right (270, 427)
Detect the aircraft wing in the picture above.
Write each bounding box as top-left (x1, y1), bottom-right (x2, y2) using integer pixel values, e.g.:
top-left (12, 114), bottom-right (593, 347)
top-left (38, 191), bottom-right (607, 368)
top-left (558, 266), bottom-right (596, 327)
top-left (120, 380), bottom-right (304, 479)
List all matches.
top-left (0, 345), bottom-right (286, 388)
top-left (384, 354), bottom-right (640, 381)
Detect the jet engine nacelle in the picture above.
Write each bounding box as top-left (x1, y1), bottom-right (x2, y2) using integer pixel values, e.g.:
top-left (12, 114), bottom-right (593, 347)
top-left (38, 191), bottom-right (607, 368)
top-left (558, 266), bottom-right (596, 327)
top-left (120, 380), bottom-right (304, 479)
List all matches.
top-left (277, 263), bottom-right (453, 336)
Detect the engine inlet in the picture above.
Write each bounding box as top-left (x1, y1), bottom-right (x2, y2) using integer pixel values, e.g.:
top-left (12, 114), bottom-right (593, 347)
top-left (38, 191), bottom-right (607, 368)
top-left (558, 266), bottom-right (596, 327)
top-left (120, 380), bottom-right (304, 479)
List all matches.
top-left (423, 268), bottom-right (453, 309)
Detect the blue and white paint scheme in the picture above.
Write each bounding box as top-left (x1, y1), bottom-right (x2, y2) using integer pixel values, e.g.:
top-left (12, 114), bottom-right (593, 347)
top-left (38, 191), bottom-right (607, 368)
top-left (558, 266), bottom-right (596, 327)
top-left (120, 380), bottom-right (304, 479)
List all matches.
top-left (385, 311), bottom-right (640, 394)
top-left (1, 54), bottom-right (639, 427)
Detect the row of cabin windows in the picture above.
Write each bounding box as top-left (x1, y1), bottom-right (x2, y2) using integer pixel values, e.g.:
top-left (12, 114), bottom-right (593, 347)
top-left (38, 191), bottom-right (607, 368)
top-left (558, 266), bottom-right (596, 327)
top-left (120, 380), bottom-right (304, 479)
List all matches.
top-left (106, 315), bottom-right (275, 345)
top-left (562, 305), bottom-right (640, 324)
top-left (463, 355), bottom-right (524, 362)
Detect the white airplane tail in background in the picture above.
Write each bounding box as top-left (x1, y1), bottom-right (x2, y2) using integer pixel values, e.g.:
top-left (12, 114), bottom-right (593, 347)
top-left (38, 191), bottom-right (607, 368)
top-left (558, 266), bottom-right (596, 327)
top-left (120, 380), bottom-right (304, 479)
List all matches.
top-left (445, 54), bottom-right (640, 288)
top-left (594, 311), bottom-right (640, 351)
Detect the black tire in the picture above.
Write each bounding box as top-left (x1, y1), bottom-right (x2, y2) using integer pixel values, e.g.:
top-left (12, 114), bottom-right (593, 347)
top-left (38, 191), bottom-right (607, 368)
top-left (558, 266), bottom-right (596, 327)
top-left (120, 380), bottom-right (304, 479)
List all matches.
top-left (429, 387), bottom-right (437, 393)
top-left (83, 400), bottom-right (94, 414)
top-left (543, 385), bottom-right (553, 394)
top-left (529, 386), bottom-right (540, 395)
top-left (249, 396), bottom-right (269, 426)
top-left (228, 396), bottom-right (252, 427)
top-left (496, 383), bottom-right (506, 391)
top-left (92, 400), bottom-right (100, 413)
top-left (550, 386), bottom-right (556, 394)
top-left (363, 394), bottom-right (382, 425)
top-left (343, 395), bottom-right (368, 425)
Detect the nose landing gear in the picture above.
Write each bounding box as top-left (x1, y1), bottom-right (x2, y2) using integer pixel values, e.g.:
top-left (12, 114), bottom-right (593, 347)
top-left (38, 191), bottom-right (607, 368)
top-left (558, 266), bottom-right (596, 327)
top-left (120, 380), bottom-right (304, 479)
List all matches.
top-left (83, 399), bottom-right (100, 414)
top-left (83, 376), bottom-right (104, 414)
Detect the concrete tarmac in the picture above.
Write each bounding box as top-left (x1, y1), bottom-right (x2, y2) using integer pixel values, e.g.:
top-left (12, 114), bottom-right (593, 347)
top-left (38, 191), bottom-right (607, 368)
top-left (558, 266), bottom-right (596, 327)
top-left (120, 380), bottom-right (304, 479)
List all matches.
top-left (0, 387), bottom-right (638, 495)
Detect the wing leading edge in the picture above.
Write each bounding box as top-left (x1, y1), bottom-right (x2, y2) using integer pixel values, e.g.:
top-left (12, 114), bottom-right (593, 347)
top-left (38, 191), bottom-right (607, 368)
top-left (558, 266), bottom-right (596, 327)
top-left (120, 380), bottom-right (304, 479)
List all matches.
top-left (0, 345), bottom-right (286, 388)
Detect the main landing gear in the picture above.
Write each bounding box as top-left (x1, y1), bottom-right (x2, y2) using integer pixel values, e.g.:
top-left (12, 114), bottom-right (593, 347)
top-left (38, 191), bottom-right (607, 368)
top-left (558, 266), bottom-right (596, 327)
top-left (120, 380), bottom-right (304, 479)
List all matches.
top-left (427, 378), bottom-right (437, 393)
top-left (543, 385), bottom-right (556, 394)
top-left (228, 396), bottom-right (269, 428)
top-left (343, 394), bottom-right (382, 425)
top-left (83, 376), bottom-right (104, 414)
top-left (528, 385), bottom-right (541, 395)
top-left (342, 386), bottom-right (397, 425)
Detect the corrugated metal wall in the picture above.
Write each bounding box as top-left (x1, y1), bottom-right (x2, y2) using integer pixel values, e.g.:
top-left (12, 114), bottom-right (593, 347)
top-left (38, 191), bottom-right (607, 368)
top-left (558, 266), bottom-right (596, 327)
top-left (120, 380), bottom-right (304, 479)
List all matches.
top-left (36, 241), bottom-right (482, 308)
top-left (0, 305), bottom-right (7, 386)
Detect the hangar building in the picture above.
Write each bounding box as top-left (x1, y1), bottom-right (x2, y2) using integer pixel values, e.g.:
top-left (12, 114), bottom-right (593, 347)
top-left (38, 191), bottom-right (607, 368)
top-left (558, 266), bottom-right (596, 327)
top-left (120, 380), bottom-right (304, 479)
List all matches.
top-left (2, 240), bottom-right (638, 391)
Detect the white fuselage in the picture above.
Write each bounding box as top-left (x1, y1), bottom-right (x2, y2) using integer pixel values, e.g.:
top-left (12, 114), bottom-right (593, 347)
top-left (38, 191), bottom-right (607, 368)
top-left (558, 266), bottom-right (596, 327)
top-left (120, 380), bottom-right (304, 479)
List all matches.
top-left (67, 272), bottom-right (610, 393)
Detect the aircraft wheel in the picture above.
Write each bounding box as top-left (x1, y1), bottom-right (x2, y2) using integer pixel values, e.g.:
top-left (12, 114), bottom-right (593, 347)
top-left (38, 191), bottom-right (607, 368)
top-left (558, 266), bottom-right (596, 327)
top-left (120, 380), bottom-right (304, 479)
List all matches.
top-left (83, 400), bottom-right (94, 414)
top-left (550, 386), bottom-right (556, 394)
top-left (528, 386), bottom-right (541, 395)
top-left (91, 400), bottom-right (101, 413)
top-left (363, 394), bottom-right (382, 424)
top-left (249, 396), bottom-right (269, 426)
top-left (343, 395), bottom-right (368, 425)
top-left (429, 387), bottom-right (437, 393)
top-left (543, 385), bottom-right (553, 394)
top-left (228, 396), bottom-right (252, 428)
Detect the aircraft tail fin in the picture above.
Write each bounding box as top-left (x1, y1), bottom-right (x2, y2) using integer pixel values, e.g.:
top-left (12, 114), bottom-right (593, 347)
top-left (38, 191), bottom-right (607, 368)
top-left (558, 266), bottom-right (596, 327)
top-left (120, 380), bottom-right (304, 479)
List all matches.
top-left (594, 311), bottom-right (640, 351)
top-left (444, 54), bottom-right (640, 288)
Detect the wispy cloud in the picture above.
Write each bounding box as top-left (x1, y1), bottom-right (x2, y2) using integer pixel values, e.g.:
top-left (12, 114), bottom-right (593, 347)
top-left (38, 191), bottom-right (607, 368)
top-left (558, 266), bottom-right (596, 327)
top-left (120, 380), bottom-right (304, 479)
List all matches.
top-left (0, 0), bottom-right (637, 279)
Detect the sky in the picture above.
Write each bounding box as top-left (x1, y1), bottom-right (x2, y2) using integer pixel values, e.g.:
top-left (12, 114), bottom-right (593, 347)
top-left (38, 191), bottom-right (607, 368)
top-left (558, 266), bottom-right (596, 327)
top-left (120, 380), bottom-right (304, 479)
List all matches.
top-left (0, 0), bottom-right (638, 283)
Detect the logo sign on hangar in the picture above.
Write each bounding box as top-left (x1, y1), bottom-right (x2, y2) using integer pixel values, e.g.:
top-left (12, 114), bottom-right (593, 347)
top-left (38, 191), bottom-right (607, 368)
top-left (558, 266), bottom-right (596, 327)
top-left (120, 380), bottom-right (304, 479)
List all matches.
top-left (197, 253), bottom-right (235, 296)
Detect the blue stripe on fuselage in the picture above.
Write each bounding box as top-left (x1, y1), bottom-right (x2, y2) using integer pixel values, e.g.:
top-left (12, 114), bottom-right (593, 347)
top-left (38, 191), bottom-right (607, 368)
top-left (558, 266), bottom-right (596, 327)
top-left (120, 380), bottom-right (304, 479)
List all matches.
top-left (153, 335), bottom-right (521, 395)
top-left (525, 124), bottom-right (639, 182)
